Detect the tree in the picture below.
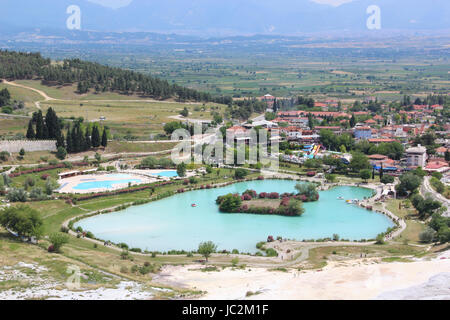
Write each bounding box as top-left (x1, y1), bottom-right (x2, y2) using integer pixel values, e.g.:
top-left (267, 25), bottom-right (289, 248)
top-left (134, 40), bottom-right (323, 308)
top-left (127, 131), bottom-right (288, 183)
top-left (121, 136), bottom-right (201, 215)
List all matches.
top-left (325, 174), bottom-right (336, 183)
top-left (177, 162), bottom-right (187, 177)
top-left (295, 182), bottom-right (319, 201)
top-left (396, 172), bottom-right (422, 196)
top-left (56, 147), bottom-right (67, 160)
top-left (445, 150), bottom-right (450, 162)
top-left (234, 168), bottom-right (248, 180)
top-left (198, 241), bottom-right (217, 262)
top-left (19, 148), bottom-right (25, 157)
top-left (163, 121), bottom-right (185, 135)
top-left (307, 113), bottom-right (314, 129)
top-left (6, 188), bottom-right (28, 202)
top-left (180, 107), bottom-right (189, 117)
top-left (0, 205), bottom-right (43, 239)
top-left (381, 175), bottom-right (395, 184)
top-left (285, 199), bottom-right (305, 216)
top-left (91, 125), bottom-right (100, 148)
top-left (360, 169), bottom-right (372, 182)
top-left (26, 120), bottom-right (35, 139)
top-left (350, 114), bottom-right (356, 128)
top-left (35, 110), bottom-right (45, 139)
top-left (84, 127), bottom-right (91, 150)
top-left (411, 194), bottom-right (441, 219)
top-left (101, 128), bottom-right (108, 148)
top-left (375, 233), bottom-right (385, 245)
top-left (49, 232), bottom-right (69, 253)
top-left (217, 193), bottom-right (242, 212)
top-left (349, 152), bottom-right (370, 172)
top-left (45, 178), bottom-right (59, 195)
top-left (419, 227), bottom-right (436, 243)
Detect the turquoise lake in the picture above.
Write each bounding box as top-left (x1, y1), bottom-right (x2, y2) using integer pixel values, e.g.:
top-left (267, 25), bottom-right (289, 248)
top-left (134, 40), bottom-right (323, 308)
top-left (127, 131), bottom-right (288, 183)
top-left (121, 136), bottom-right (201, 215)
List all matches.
top-left (75, 180), bottom-right (395, 253)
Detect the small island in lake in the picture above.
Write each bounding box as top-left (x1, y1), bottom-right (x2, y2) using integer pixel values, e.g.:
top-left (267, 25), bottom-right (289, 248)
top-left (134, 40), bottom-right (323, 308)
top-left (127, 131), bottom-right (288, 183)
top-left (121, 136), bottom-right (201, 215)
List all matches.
top-left (216, 182), bottom-right (319, 217)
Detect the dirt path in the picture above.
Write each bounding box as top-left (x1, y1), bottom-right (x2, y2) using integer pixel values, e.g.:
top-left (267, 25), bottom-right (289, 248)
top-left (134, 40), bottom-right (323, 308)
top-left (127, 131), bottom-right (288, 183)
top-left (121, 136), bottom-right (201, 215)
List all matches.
top-left (2, 79), bottom-right (204, 109)
top-left (422, 176), bottom-right (449, 217)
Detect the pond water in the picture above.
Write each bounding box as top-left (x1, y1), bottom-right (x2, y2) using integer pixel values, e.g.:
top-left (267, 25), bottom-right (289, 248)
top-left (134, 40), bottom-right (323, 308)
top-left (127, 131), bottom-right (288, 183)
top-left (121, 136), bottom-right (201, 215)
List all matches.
top-left (75, 180), bottom-right (394, 253)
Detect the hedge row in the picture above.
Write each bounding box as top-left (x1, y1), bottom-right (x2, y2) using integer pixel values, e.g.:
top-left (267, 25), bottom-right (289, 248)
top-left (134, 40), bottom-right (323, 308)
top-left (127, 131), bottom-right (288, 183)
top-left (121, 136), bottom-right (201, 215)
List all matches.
top-left (8, 162), bottom-right (89, 178)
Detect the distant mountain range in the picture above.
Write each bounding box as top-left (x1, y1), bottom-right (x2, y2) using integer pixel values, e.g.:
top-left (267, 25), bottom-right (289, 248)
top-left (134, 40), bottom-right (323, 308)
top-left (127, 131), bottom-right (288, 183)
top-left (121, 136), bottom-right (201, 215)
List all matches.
top-left (1, 0), bottom-right (449, 36)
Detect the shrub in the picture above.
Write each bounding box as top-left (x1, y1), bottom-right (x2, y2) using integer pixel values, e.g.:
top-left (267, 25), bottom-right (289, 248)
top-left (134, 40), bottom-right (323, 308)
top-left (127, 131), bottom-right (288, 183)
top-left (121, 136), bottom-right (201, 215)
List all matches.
top-left (49, 233), bottom-right (69, 253)
top-left (120, 250), bottom-right (132, 260)
top-left (419, 228), bottom-right (436, 243)
top-left (380, 175), bottom-right (395, 184)
top-left (375, 233), bottom-right (385, 245)
top-left (56, 147), bottom-right (67, 160)
top-left (234, 168), bottom-right (248, 180)
top-left (265, 248), bottom-right (278, 257)
top-left (6, 188), bottom-right (28, 202)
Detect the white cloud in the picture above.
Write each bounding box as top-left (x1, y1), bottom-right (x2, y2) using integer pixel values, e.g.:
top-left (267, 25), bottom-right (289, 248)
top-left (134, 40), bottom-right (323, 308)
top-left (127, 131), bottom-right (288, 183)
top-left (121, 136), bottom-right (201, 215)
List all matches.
top-left (87, 0), bottom-right (133, 9)
top-left (310, 0), bottom-right (357, 7)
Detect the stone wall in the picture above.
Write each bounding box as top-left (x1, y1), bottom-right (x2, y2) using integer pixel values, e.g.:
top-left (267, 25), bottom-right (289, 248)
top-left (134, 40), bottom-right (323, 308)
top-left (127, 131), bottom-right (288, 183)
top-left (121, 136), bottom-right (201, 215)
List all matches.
top-left (0, 140), bottom-right (57, 153)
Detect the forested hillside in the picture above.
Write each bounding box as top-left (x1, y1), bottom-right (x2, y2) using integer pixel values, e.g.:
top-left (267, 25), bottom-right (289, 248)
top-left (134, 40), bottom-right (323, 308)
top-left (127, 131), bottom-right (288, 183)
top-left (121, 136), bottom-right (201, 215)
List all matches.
top-left (0, 50), bottom-right (218, 102)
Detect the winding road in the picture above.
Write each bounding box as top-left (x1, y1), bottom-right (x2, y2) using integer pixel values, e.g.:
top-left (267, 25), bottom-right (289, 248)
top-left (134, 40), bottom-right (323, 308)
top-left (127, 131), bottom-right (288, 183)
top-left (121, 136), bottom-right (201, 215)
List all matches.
top-left (421, 176), bottom-right (450, 217)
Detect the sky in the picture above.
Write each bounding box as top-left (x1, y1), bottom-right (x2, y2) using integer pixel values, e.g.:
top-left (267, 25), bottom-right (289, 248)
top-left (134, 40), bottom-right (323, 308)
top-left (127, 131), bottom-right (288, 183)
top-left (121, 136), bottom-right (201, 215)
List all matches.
top-left (87, 0), bottom-right (358, 9)
top-left (87, 0), bottom-right (133, 9)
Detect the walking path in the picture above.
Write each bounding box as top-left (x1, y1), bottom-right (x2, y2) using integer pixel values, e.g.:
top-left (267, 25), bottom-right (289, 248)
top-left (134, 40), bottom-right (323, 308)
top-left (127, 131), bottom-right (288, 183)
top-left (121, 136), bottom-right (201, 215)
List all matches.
top-left (422, 176), bottom-right (450, 217)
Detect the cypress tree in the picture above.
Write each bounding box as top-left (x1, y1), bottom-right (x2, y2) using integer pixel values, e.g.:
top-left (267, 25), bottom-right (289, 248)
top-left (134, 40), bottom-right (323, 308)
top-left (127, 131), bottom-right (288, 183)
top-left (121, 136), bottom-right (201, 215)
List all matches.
top-left (35, 110), bottom-right (44, 139)
top-left (350, 114), bottom-right (356, 128)
top-left (84, 127), bottom-right (91, 150)
top-left (91, 126), bottom-right (100, 148)
top-left (26, 120), bottom-right (35, 139)
top-left (66, 128), bottom-right (73, 153)
top-left (101, 128), bottom-right (108, 148)
top-left (45, 107), bottom-right (59, 139)
top-left (56, 132), bottom-right (65, 149)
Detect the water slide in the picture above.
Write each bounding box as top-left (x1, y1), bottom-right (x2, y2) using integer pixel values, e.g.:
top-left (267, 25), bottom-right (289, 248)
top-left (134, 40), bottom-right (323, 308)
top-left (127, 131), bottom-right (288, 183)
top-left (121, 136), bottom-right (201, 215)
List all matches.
top-left (313, 145), bottom-right (321, 157)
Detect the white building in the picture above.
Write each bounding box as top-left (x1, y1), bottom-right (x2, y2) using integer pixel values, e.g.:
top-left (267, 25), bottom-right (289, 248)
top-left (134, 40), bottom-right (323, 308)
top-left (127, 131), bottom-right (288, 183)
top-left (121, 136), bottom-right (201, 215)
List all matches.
top-left (406, 144), bottom-right (427, 167)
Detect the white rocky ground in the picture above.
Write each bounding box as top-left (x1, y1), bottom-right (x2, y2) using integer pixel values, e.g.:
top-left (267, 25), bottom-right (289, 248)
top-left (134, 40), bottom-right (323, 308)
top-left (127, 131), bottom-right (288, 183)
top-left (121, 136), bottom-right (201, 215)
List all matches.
top-left (0, 262), bottom-right (165, 300)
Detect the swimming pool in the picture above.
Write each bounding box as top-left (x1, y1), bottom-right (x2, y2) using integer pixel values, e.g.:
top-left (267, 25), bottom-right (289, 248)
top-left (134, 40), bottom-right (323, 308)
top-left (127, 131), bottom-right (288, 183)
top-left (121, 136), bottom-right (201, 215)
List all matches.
top-left (72, 174), bottom-right (143, 191)
top-left (151, 170), bottom-right (178, 178)
top-left (75, 180), bottom-right (395, 252)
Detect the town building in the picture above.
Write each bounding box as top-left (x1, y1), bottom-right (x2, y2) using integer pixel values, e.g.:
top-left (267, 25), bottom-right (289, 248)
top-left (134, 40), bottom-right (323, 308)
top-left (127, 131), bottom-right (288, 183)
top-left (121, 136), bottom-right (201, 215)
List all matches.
top-left (406, 144), bottom-right (427, 168)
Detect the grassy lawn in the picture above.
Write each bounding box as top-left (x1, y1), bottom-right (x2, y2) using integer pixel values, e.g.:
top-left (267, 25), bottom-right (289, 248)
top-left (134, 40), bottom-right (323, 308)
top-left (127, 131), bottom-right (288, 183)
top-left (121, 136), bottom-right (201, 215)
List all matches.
top-left (106, 141), bottom-right (177, 154)
top-left (0, 82), bottom-right (42, 112)
top-left (246, 199), bottom-right (280, 209)
top-left (386, 199), bottom-right (424, 244)
top-left (0, 151), bottom-right (58, 166)
top-left (0, 118), bottom-right (30, 138)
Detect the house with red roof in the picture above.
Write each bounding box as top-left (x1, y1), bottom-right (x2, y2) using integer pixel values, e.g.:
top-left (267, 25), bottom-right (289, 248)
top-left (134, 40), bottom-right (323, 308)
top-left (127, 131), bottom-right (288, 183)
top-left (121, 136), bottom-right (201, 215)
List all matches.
top-left (368, 138), bottom-right (396, 145)
top-left (425, 159), bottom-right (449, 173)
top-left (373, 115), bottom-right (384, 122)
top-left (436, 146), bottom-right (448, 157)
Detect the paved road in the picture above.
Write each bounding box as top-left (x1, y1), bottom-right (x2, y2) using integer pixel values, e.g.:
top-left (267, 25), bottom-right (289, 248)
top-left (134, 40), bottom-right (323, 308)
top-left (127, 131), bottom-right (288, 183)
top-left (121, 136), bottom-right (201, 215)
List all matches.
top-left (421, 176), bottom-right (449, 217)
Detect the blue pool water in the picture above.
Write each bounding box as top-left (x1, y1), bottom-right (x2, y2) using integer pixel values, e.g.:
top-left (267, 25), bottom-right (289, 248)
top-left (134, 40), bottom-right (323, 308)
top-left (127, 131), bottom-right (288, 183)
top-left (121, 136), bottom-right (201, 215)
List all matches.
top-left (152, 170), bottom-right (178, 177)
top-left (73, 174), bottom-right (142, 191)
top-left (75, 180), bottom-right (394, 252)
